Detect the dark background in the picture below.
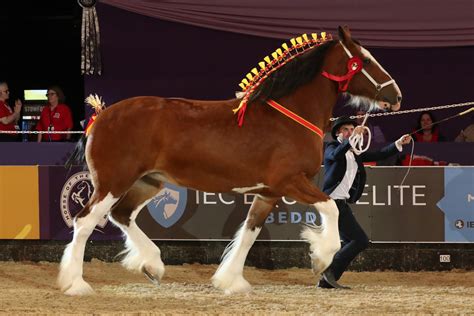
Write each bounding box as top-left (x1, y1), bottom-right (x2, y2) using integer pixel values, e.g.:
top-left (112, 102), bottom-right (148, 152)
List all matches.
top-left (86, 3), bottom-right (474, 142)
top-left (1, 1), bottom-right (473, 141)
top-left (0, 0), bottom-right (84, 133)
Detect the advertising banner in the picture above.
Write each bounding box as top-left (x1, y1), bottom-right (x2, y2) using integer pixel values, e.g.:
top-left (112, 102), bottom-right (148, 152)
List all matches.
top-left (38, 166), bottom-right (122, 240)
top-left (1, 166), bottom-right (471, 242)
top-left (0, 166), bottom-right (40, 239)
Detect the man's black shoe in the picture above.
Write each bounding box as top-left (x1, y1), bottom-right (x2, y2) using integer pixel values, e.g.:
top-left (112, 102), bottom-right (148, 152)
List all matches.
top-left (317, 278), bottom-right (335, 289)
top-left (321, 269), bottom-right (351, 289)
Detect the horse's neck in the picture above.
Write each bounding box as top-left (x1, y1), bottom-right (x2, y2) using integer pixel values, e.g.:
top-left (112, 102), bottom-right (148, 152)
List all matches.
top-left (279, 76), bottom-right (338, 131)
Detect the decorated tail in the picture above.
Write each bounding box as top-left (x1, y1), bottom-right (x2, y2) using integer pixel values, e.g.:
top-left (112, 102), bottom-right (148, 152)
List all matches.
top-left (65, 94), bottom-right (106, 169)
top-left (84, 94), bottom-right (106, 136)
top-left (234, 32), bottom-right (332, 126)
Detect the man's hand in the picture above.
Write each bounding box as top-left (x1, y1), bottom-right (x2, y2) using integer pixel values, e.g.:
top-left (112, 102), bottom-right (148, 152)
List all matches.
top-left (395, 134), bottom-right (412, 151)
top-left (353, 125), bottom-right (365, 136)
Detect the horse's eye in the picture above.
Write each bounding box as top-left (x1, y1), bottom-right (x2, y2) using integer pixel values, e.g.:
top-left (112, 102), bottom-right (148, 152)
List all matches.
top-left (363, 58), bottom-right (371, 65)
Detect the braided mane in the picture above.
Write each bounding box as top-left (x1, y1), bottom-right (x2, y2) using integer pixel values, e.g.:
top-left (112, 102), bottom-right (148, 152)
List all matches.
top-left (234, 33), bottom-right (336, 124)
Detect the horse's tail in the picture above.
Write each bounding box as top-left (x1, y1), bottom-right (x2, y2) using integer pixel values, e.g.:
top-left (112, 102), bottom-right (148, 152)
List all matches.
top-left (65, 134), bottom-right (88, 169)
top-left (65, 94), bottom-right (106, 170)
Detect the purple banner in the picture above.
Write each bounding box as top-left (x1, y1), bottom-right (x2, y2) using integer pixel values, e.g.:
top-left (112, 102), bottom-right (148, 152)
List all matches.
top-left (39, 166), bottom-right (122, 240)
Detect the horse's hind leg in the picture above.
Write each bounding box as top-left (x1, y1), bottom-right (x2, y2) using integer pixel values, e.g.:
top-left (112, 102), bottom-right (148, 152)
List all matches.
top-left (58, 192), bottom-right (119, 295)
top-left (212, 195), bottom-right (277, 294)
top-left (109, 175), bottom-right (165, 284)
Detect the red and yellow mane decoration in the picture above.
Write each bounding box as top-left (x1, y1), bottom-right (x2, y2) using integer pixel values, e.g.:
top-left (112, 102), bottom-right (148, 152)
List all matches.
top-left (233, 32), bottom-right (333, 126)
top-left (84, 94), bottom-right (106, 136)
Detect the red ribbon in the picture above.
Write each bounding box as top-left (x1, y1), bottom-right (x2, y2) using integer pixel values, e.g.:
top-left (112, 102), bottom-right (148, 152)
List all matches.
top-left (266, 99), bottom-right (323, 138)
top-left (85, 114), bottom-right (97, 136)
top-left (321, 56), bottom-right (363, 92)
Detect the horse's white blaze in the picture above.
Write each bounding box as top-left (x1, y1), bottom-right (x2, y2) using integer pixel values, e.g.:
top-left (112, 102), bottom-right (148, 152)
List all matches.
top-left (300, 199), bottom-right (340, 275)
top-left (58, 192), bottom-right (118, 296)
top-left (232, 183), bottom-right (268, 194)
top-left (109, 199), bottom-right (165, 280)
top-left (212, 223), bottom-right (261, 294)
top-left (361, 47), bottom-right (402, 98)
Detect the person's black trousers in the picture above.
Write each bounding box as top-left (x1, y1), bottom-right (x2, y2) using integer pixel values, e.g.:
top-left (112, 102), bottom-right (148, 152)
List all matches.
top-left (328, 199), bottom-right (370, 281)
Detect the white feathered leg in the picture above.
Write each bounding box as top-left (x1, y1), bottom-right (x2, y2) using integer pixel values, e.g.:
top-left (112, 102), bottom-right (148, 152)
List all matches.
top-left (110, 199), bottom-right (165, 284)
top-left (212, 223), bottom-right (261, 294)
top-left (301, 199), bottom-right (340, 276)
top-left (57, 193), bottom-right (118, 296)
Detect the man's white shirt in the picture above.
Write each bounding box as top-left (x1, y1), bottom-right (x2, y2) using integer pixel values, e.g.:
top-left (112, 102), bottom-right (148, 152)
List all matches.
top-left (329, 149), bottom-right (358, 200)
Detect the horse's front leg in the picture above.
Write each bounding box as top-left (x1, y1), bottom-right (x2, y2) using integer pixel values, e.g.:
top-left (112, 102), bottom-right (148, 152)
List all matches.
top-left (212, 195), bottom-right (277, 295)
top-left (282, 173), bottom-right (341, 277)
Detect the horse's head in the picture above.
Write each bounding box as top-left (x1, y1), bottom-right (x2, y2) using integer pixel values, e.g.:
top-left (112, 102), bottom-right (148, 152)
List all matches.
top-left (326, 26), bottom-right (402, 112)
top-left (162, 191), bottom-right (178, 205)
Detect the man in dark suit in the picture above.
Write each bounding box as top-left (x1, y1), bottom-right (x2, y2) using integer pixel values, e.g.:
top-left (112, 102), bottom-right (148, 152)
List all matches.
top-left (318, 116), bottom-right (411, 289)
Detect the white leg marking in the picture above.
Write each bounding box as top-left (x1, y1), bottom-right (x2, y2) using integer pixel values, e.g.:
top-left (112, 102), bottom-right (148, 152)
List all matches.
top-left (58, 193), bottom-right (118, 296)
top-left (232, 183), bottom-right (268, 194)
top-left (301, 199), bottom-right (340, 276)
top-left (109, 199), bottom-right (165, 282)
top-left (212, 223), bottom-right (261, 295)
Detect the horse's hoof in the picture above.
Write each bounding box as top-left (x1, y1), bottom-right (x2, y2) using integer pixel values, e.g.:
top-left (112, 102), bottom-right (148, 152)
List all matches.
top-left (212, 275), bottom-right (252, 295)
top-left (143, 267), bottom-right (160, 286)
top-left (63, 278), bottom-right (95, 296)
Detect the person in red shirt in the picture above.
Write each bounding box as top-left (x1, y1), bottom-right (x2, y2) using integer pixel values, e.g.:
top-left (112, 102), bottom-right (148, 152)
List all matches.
top-left (413, 111), bottom-right (446, 142)
top-left (36, 85), bottom-right (73, 142)
top-left (0, 81), bottom-right (22, 142)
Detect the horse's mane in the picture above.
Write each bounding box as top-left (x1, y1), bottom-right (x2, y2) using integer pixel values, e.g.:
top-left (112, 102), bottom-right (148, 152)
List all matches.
top-left (247, 40), bottom-right (337, 103)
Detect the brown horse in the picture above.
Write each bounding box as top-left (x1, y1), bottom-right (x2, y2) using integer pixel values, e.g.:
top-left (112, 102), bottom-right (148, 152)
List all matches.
top-left (58, 26), bottom-right (401, 295)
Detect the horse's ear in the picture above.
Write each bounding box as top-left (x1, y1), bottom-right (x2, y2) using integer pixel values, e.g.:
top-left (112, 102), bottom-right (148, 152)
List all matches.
top-left (338, 25), bottom-right (352, 43)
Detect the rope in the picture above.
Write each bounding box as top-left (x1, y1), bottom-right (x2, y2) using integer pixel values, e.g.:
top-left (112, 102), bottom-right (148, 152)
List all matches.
top-left (330, 100), bottom-right (474, 121)
top-left (348, 112), bottom-right (371, 155)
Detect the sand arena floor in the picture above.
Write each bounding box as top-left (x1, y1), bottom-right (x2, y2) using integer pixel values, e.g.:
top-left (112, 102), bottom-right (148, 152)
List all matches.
top-left (0, 260), bottom-right (473, 315)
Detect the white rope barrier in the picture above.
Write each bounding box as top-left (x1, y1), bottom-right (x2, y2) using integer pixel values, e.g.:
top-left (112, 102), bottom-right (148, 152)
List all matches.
top-left (0, 130), bottom-right (84, 134)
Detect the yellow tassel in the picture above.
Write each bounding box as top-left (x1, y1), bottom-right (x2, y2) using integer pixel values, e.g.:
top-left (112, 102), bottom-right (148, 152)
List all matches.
top-left (311, 33), bottom-right (318, 40)
top-left (232, 99), bottom-right (246, 114)
top-left (276, 48), bottom-right (283, 56)
top-left (264, 56), bottom-right (271, 64)
top-left (282, 43), bottom-right (289, 51)
top-left (271, 52), bottom-right (278, 60)
top-left (242, 78), bottom-right (249, 86)
top-left (321, 32), bottom-right (326, 40)
top-left (302, 33), bottom-right (309, 42)
top-left (296, 36), bottom-right (303, 44)
top-left (259, 61), bottom-right (266, 69)
top-left (290, 38), bottom-right (296, 46)
top-left (239, 83), bottom-right (246, 90)
top-left (251, 67), bottom-right (258, 76)
top-left (246, 73), bottom-right (253, 81)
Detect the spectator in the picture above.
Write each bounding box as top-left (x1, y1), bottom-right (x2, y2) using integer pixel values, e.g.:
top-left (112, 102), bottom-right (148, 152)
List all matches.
top-left (355, 110), bottom-right (386, 143)
top-left (413, 111), bottom-right (445, 142)
top-left (0, 81), bottom-right (22, 142)
top-left (454, 116), bottom-right (474, 142)
top-left (36, 85), bottom-right (73, 142)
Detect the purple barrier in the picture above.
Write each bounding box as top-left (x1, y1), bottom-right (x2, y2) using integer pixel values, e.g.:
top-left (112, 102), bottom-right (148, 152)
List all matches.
top-left (38, 166), bottom-right (122, 240)
top-left (1, 142), bottom-right (471, 166)
top-left (0, 142), bottom-right (76, 166)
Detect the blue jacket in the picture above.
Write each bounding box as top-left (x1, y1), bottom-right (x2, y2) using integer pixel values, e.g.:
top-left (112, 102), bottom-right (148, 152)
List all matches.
top-left (322, 140), bottom-right (399, 203)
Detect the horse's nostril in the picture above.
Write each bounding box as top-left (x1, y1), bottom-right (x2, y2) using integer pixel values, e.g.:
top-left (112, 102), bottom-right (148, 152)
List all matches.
top-left (397, 95), bottom-right (402, 103)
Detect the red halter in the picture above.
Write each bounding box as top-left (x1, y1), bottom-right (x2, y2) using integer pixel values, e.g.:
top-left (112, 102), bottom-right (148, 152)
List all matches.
top-left (321, 56), bottom-right (363, 92)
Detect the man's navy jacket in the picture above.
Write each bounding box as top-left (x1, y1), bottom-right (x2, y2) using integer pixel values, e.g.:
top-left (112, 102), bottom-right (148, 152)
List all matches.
top-left (322, 140), bottom-right (399, 203)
